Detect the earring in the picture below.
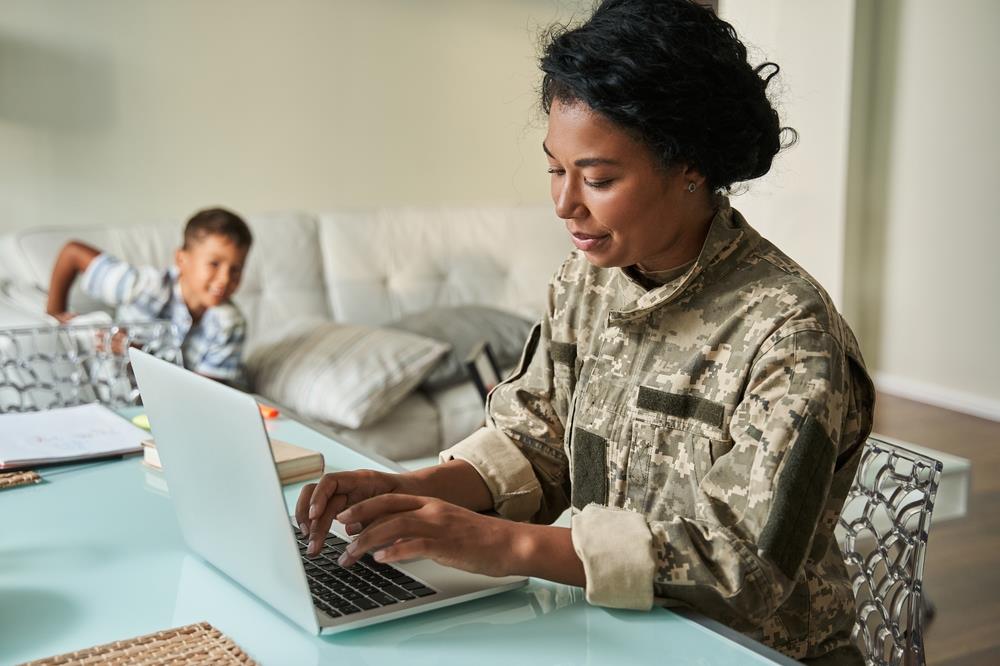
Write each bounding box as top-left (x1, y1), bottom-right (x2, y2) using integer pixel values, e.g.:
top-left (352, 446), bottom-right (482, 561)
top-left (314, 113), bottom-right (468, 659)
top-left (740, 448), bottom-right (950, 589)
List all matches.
top-left (686, 182), bottom-right (697, 193)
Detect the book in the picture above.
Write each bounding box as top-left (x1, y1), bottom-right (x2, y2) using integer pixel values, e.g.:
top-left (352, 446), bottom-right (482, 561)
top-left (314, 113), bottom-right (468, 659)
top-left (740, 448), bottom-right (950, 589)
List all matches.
top-left (142, 437), bottom-right (324, 485)
top-left (0, 403), bottom-right (147, 470)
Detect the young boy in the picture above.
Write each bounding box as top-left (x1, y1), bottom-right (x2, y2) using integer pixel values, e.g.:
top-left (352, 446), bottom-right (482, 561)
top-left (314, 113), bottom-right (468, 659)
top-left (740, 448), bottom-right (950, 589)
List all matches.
top-left (46, 207), bottom-right (253, 386)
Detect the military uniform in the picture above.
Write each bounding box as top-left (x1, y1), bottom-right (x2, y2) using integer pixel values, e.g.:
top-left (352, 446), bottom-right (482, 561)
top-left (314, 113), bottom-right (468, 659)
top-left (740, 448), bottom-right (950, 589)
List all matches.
top-left (440, 199), bottom-right (874, 663)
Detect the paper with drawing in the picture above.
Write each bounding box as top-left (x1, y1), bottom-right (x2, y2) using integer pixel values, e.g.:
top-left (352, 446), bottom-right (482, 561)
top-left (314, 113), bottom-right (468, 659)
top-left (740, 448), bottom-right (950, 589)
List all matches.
top-left (0, 403), bottom-right (147, 469)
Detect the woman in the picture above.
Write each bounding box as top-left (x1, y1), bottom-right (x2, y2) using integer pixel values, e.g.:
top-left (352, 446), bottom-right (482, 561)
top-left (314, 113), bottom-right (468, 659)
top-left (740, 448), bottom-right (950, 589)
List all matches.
top-left (297, 1), bottom-right (873, 663)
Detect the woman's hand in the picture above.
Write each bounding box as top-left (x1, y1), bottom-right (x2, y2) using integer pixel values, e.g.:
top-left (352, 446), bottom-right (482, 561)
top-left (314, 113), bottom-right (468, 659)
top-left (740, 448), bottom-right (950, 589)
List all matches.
top-left (295, 469), bottom-right (409, 555)
top-left (334, 495), bottom-right (521, 578)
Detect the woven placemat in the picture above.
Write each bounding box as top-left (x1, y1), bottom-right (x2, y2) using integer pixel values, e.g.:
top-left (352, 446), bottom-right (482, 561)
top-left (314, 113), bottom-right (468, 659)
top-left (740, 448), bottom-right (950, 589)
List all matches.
top-left (21, 621), bottom-right (256, 665)
top-left (0, 469), bottom-right (41, 490)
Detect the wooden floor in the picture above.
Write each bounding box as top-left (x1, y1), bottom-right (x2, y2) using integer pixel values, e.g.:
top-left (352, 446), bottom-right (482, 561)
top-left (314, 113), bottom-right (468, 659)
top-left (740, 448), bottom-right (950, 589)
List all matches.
top-left (872, 393), bottom-right (1000, 666)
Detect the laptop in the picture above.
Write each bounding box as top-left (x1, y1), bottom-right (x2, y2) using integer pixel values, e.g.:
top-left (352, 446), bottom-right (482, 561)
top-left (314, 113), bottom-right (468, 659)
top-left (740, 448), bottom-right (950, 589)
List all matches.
top-left (128, 348), bottom-right (527, 635)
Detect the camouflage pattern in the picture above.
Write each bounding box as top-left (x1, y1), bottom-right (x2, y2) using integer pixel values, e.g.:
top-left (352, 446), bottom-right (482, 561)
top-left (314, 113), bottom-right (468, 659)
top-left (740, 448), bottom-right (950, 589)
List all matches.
top-left (484, 198), bottom-right (874, 663)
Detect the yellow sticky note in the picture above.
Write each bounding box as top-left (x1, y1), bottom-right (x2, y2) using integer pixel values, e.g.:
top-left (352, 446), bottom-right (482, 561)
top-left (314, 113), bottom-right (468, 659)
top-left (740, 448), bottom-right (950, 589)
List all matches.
top-left (132, 413), bottom-right (151, 430)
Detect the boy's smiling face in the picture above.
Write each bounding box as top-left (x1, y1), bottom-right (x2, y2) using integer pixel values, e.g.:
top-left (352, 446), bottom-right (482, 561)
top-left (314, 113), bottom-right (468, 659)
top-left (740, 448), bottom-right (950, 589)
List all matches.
top-left (174, 234), bottom-right (249, 318)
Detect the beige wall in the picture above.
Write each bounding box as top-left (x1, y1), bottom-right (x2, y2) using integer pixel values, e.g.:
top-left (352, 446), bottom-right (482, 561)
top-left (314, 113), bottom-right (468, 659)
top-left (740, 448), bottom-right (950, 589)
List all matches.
top-left (848, 0), bottom-right (1000, 415)
top-left (719, 0), bottom-right (858, 308)
top-left (0, 0), bottom-right (578, 234)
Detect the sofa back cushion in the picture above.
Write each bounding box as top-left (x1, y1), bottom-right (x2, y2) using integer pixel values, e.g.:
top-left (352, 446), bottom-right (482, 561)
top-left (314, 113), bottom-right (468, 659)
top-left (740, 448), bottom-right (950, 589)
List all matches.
top-left (318, 206), bottom-right (570, 325)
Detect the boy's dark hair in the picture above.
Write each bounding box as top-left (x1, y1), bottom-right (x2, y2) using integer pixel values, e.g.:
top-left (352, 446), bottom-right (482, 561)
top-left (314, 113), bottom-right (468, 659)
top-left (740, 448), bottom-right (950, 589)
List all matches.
top-left (540, 0), bottom-right (796, 192)
top-left (182, 207), bottom-right (253, 250)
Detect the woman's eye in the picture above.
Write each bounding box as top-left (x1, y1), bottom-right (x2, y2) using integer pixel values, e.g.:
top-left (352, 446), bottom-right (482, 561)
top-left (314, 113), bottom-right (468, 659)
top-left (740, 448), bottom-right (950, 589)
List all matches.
top-left (547, 167), bottom-right (565, 176)
top-left (585, 178), bottom-right (613, 189)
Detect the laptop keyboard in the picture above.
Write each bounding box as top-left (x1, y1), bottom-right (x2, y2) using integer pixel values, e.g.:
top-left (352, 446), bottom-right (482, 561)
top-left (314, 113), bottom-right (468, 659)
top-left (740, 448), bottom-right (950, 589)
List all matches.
top-left (295, 532), bottom-right (437, 618)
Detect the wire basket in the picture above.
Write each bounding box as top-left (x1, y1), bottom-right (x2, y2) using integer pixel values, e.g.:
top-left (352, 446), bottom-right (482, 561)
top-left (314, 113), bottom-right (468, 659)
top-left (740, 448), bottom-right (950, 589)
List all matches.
top-left (0, 320), bottom-right (182, 413)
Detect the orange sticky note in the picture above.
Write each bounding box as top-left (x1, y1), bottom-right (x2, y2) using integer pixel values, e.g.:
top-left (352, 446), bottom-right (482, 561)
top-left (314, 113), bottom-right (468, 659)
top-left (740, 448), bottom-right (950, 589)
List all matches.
top-left (258, 404), bottom-right (280, 419)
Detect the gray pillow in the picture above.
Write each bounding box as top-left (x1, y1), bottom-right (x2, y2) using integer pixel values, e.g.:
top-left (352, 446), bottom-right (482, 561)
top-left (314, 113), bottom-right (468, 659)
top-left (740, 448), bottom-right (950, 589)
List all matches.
top-left (246, 322), bottom-right (450, 429)
top-left (387, 305), bottom-right (534, 390)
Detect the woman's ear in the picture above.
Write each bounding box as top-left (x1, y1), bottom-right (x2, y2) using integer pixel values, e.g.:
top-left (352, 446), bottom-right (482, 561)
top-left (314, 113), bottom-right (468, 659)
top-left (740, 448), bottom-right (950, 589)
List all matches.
top-left (680, 164), bottom-right (707, 190)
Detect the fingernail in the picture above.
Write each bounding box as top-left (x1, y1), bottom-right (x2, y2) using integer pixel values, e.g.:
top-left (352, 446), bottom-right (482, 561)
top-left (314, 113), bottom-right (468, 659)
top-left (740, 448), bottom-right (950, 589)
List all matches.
top-left (345, 542), bottom-right (357, 555)
top-left (309, 504), bottom-right (319, 519)
top-left (299, 522), bottom-right (308, 537)
top-left (336, 510), bottom-right (350, 522)
top-left (337, 552), bottom-right (349, 566)
top-left (373, 550), bottom-right (386, 562)
top-left (307, 540), bottom-right (319, 556)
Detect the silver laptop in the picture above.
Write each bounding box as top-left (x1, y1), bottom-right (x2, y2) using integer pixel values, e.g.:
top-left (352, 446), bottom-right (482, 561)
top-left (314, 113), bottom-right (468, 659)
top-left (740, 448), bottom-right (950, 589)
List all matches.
top-left (129, 348), bottom-right (527, 635)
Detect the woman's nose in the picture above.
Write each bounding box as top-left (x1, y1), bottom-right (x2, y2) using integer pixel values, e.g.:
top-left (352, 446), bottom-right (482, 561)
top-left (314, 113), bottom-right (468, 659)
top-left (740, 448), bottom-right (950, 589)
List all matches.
top-left (553, 178), bottom-right (585, 220)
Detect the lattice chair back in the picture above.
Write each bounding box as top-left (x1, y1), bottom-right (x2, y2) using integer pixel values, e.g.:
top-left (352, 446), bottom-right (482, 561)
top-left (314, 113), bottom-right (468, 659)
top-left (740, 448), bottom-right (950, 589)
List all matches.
top-left (0, 321), bottom-right (182, 413)
top-left (837, 437), bottom-right (943, 666)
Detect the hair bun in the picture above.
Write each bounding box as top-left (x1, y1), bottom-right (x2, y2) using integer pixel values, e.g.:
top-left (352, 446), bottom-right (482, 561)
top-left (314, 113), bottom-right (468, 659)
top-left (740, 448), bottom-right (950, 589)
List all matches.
top-left (540, 0), bottom-right (795, 191)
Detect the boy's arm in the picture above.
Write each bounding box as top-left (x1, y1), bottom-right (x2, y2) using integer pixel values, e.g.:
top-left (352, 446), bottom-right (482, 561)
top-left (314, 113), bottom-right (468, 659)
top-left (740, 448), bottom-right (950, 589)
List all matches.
top-left (46, 241), bottom-right (101, 321)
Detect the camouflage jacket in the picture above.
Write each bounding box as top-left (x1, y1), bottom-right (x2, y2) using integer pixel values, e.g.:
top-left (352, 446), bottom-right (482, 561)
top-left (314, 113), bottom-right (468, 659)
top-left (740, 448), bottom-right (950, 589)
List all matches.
top-left (441, 200), bottom-right (874, 662)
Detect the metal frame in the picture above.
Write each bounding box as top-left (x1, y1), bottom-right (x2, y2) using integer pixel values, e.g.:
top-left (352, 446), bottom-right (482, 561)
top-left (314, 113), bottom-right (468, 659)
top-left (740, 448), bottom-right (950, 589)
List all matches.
top-left (838, 437), bottom-right (943, 666)
top-left (0, 321), bottom-right (181, 413)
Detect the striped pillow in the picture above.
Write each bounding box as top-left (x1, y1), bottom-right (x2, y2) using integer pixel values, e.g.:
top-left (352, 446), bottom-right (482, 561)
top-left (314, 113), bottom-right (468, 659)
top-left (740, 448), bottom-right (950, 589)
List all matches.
top-left (247, 323), bottom-right (449, 429)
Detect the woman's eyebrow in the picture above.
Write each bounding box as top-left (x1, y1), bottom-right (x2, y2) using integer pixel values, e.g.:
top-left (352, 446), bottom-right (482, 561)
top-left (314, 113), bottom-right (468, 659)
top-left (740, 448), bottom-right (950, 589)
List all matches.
top-left (542, 142), bottom-right (621, 167)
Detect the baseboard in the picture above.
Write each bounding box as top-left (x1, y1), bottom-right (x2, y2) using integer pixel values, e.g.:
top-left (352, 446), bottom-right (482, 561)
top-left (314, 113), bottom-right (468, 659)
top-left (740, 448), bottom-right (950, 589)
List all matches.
top-left (874, 372), bottom-right (1000, 423)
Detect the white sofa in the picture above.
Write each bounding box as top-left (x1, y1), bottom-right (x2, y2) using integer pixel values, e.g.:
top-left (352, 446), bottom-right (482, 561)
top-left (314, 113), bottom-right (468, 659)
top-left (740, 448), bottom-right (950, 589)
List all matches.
top-left (0, 207), bottom-right (571, 461)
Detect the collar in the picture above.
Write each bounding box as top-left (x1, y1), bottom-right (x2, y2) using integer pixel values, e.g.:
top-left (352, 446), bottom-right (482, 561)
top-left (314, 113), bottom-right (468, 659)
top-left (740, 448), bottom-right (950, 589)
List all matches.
top-left (611, 197), bottom-right (759, 320)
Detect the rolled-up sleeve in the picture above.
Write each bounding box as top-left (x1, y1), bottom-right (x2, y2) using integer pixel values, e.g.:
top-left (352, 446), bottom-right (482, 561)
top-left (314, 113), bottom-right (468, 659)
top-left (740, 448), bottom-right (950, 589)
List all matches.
top-left (571, 504), bottom-right (656, 609)
top-left (439, 426), bottom-right (542, 521)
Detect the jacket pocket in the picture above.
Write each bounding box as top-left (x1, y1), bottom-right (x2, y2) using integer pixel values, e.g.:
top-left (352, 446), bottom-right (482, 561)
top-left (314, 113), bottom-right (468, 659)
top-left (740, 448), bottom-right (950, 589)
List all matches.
top-left (629, 418), bottom-right (714, 515)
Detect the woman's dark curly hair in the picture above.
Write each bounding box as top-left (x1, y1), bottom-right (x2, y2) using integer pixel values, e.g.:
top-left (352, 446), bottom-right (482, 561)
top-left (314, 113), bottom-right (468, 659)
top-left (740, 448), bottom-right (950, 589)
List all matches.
top-left (540, 0), bottom-right (795, 191)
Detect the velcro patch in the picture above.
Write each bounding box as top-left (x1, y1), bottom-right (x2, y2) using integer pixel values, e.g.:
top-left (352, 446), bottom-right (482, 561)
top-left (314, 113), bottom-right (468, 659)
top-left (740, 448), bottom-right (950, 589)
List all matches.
top-left (636, 386), bottom-right (725, 429)
top-left (571, 428), bottom-right (607, 509)
top-left (551, 341), bottom-right (577, 367)
top-left (757, 414), bottom-right (837, 579)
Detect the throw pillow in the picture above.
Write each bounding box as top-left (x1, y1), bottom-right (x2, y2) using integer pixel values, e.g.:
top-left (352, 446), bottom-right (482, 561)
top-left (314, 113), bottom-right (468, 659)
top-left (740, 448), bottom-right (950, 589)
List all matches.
top-left (387, 305), bottom-right (534, 390)
top-left (246, 322), bottom-right (450, 429)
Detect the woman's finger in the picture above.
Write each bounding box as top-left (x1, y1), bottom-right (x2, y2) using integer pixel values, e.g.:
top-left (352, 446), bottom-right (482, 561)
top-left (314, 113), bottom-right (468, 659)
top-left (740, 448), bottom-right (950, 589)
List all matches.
top-left (337, 493), bottom-right (427, 526)
top-left (372, 538), bottom-right (435, 565)
top-left (307, 492), bottom-right (349, 555)
top-left (294, 482), bottom-right (317, 535)
top-left (340, 515), bottom-right (428, 567)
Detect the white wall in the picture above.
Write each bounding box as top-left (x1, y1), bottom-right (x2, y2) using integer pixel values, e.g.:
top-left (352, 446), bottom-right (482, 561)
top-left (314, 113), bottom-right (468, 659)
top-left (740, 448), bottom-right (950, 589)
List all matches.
top-left (856, 0), bottom-right (1000, 416)
top-left (719, 0), bottom-right (858, 308)
top-left (0, 1), bottom-right (579, 234)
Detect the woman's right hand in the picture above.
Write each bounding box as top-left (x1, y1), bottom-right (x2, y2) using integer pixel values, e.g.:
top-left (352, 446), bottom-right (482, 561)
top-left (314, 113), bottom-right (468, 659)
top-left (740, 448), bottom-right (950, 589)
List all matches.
top-left (295, 469), bottom-right (410, 556)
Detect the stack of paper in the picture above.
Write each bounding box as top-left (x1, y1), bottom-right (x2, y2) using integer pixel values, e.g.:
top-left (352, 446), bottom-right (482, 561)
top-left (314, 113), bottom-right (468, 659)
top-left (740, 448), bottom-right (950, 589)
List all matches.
top-left (0, 403), bottom-right (147, 470)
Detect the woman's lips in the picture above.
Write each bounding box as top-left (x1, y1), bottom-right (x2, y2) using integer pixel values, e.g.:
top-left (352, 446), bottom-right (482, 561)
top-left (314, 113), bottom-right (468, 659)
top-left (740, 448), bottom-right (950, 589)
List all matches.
top-left (570, 231), bottom-right (610, 252)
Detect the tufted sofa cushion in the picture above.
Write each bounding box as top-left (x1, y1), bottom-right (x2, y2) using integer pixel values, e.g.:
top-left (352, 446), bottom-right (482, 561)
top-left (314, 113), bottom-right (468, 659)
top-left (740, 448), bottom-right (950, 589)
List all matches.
top-left (318, 206), bottom-right (569, 325)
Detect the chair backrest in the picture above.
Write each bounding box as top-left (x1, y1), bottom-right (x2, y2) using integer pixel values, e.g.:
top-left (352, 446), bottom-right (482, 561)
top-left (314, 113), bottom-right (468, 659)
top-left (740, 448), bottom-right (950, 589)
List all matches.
top-left (0, 321), bottom-right (181, 413)
top-left (837, 436), bottom-right (943, 666)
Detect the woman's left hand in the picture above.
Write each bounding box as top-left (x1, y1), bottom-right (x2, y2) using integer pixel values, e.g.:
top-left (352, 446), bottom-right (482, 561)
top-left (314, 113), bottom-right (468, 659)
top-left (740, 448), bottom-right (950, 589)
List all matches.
top-left (334, 494), bottom-right (520, 578)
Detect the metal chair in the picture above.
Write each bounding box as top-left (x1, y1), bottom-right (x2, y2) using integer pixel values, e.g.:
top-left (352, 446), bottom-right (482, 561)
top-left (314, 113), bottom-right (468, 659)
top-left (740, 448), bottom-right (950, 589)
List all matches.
top-left (837, 436), bottom-right (943, 666)
top-left (0, 320), bottom-right (181, 413)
